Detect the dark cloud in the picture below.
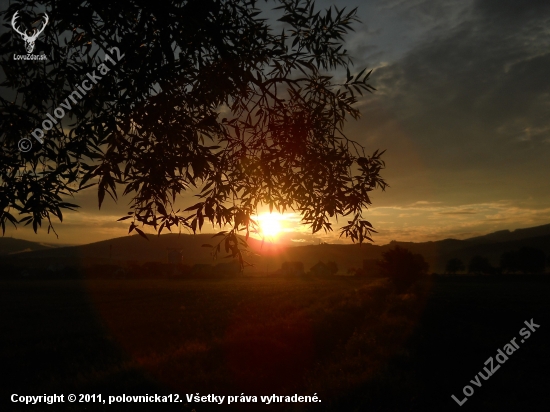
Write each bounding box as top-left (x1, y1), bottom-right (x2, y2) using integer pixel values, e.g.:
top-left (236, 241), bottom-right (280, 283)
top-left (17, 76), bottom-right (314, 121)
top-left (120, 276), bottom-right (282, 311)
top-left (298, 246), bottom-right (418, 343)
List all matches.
top-left (379, 0), bottom-right (549, 134)
top-left (351, 0), bottom-right (550, 207)
top-left (438, 211), bottom-right (477, 215)
top-left (3, 0), bottom-right (549, 245)
top-left (474, 0), bottom-right (550, 24)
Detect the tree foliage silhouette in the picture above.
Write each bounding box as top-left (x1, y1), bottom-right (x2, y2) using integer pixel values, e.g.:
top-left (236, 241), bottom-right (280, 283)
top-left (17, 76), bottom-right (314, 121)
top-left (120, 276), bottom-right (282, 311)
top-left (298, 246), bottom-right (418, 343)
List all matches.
top-left (326, 261), bottom-right (338, 275)
top-left (468, 255), bottom-right (493, 275)
top-left (516, 247), bottom-right (546, 274)
top-left (445, 258), bottom-right (465, 274)
top-left (500, 251), bottom-right (518, 274)
top-left (501, 248), bottom-right (546, 274)
top-left (377, 246), bottom-right (428, 292)
top-left (0, 0), bottom-right (387, 267)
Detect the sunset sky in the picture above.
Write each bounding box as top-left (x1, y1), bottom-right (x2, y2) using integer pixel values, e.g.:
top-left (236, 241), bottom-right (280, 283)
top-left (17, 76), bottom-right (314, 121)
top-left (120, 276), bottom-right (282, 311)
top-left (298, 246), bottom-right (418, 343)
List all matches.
top-left (3, 0), bottom-right (550, 246)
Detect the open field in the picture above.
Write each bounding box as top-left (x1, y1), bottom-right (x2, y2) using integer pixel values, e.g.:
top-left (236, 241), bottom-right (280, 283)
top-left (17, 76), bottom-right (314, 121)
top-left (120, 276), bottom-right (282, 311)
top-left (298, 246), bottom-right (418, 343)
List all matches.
top-left (1, 276), bottom-right (549, 411)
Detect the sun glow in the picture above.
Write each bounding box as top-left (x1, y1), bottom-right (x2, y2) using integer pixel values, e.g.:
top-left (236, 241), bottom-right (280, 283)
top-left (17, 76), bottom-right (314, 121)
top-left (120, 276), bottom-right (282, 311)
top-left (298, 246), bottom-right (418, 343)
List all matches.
top-left (255, 212), bottom-right (284, 238)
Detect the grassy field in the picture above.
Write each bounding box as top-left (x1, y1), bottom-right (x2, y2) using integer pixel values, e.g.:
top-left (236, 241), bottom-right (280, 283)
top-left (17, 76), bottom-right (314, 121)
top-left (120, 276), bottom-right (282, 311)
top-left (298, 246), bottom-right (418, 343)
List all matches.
top-left (1, 275), bottom-right (549, 411)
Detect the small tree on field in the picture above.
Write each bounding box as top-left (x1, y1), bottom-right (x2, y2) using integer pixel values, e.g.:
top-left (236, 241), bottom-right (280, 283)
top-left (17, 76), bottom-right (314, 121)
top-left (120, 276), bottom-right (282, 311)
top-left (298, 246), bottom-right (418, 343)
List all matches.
top-left (468, 255), bottom-right (493, 275)
top-left (517, 247), bottom-right (546, 274)
top-left (377, 246), bottom-right (429, 292)
top-left (326, 261), bottom-right (338, 276)
top-left (500, 248), bottom-right (546, 274)
top-left (445, 258), bottom-right (465, 274)
top-left (500, 251), bottom-right (519, 273)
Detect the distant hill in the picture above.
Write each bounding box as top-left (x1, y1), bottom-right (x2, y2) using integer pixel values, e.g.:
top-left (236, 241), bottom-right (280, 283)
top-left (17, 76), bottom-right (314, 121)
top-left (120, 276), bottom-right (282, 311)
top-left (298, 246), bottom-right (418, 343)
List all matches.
top-left (1, 224), bottom-right (549, 274)
top-left (463, 224), bottom-right (550, 244)
top-left (0, 232), bottom-right (373, 273)
top-left (442, 234), bottom-right (550, 268)
top-left (0, 238), bottom-right (59, 255)
top-left (1, 233), bottom-right (224, 267)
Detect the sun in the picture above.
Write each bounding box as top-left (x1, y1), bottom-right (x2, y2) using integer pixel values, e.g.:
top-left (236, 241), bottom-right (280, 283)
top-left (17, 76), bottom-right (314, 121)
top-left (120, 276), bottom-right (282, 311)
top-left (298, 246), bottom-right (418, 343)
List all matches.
top-left (256, 213), bottom-right (284, 238)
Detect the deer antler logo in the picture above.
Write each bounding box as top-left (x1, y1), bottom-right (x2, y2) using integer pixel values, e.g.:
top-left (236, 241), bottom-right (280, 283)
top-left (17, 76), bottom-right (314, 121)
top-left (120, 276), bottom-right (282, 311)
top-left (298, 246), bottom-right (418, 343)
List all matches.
top-left (11, 11), bottom-right (49, 54)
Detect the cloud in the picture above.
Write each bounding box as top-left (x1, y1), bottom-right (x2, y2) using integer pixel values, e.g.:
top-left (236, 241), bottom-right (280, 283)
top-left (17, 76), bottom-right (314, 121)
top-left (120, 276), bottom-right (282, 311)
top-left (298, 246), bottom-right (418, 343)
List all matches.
top-left (438, 210), bottom-right (477, 215)
top-left (341, 0), bottom-right (550, 215)
top-left (369, 0), bottom-right (550, 151)
top-left (4, 0), bottom-right (549, 250)
top-left (363, 201), bottom-right (550, 244)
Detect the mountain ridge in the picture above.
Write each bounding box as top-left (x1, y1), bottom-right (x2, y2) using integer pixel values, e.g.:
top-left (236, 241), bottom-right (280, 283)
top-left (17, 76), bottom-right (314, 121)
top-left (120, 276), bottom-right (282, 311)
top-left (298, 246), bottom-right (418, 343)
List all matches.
top-left (1, 224), bottom-right (549, 274)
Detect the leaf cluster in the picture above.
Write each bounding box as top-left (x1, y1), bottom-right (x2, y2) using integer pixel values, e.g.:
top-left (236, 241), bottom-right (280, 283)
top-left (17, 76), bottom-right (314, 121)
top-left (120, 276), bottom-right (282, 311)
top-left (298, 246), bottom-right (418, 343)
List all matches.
top-left (0, 0), bottom-right (386, 267)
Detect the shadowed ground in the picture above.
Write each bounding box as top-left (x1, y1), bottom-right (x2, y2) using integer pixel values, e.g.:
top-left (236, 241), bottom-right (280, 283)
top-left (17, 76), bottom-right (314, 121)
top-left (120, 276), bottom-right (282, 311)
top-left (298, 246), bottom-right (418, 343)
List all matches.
top-left (1, 276), bottom-right (549, 411)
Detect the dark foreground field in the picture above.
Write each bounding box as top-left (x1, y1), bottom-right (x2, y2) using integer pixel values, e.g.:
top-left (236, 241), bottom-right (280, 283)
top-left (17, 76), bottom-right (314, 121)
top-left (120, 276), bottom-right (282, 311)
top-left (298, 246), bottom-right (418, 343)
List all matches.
top-left (1, 275), bottom-right (549, 411)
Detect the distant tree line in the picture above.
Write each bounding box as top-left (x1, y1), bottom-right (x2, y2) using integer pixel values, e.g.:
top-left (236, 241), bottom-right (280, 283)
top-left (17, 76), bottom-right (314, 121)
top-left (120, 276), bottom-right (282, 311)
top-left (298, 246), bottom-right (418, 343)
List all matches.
top-left (111, 261), bottom-right (242, 279)
top-left (275, 261), bottom-right (338, 277)
top-left (445, 247), bottom-right (548, 275)
top-left (350, 246), bottom-right (429, 292)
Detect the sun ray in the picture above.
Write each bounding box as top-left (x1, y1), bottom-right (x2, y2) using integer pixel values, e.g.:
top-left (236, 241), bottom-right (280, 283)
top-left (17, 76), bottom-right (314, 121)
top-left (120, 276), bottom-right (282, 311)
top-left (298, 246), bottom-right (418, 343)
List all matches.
top-left (255, 213), bottom-right (284, 238)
